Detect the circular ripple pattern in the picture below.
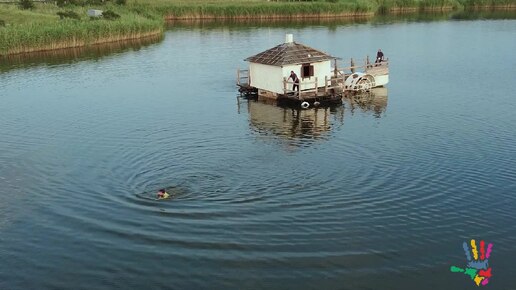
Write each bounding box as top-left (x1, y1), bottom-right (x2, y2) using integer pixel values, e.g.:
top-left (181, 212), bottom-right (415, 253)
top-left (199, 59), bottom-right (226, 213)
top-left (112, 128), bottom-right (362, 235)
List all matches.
top-left (1, 18), bottom-right (516, 290)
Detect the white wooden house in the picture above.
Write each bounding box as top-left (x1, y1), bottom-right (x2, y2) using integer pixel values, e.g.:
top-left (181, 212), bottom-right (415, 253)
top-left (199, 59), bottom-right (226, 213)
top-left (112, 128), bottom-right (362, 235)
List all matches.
top-left (244, 34), bottom-right (337, 99)
top-left (237, 34), bottom-right (390, 107)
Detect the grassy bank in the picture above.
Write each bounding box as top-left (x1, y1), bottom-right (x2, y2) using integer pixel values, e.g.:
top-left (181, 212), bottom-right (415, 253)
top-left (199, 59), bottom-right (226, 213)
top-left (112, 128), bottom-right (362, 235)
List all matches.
top-left (128, 0), bottom-right (514, 19)
top-left (143, 1), bottom-right (377, 19)
top-left (0, 0), bottom-right (514, 55)
top-left (0, 2), bottom-right (163, 55)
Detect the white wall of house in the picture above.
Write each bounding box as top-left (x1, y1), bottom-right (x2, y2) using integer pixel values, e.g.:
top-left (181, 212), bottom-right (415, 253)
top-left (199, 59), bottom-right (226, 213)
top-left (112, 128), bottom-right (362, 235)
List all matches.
top-left (249, 60), bottom-right (333, 94)
top-left (282, 61), bottom-right (332, 91)
top-left (249, 63), bottom-right (284, 94)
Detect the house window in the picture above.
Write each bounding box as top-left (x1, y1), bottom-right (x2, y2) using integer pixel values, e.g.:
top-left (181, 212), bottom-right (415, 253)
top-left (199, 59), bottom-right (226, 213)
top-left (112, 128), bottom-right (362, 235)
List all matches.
top-left (301, 63), bottom-right (314, 78)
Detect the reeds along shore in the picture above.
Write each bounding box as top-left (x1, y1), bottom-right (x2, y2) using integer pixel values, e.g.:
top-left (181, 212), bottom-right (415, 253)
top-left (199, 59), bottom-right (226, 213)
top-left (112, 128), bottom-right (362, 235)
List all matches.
top-left (0, 7), bottom-right (164, 55)
top-left (0, 0), bottom-right (515, 56)
top-left (1, 29), bottom-right (163, 55)
top-left (1, 33), bottom-right (163, 68)
top-left (145, 0), bottom-right (515, 19)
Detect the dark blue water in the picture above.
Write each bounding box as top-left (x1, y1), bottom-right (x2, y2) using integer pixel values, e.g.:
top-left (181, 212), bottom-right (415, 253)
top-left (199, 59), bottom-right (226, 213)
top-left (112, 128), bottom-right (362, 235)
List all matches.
top-left (1, 15), bottom-right (515, 289)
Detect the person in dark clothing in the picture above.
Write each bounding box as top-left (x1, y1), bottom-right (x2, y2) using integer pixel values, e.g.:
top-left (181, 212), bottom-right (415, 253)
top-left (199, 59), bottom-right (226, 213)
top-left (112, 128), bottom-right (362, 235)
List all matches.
top-left (288, 70), bottom-right (300, 93)
top-left (375, 49), bottom-right (384, 63)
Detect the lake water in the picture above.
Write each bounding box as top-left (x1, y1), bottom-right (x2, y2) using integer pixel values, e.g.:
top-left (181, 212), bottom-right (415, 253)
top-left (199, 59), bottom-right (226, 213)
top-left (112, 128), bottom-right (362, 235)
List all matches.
top-left (1, 12), bottom-right (515, 290)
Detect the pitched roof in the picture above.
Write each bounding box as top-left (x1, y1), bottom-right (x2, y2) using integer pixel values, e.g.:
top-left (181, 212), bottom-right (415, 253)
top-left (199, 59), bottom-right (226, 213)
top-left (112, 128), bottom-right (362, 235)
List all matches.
top-left (245, 42), bottom-right (336, 66)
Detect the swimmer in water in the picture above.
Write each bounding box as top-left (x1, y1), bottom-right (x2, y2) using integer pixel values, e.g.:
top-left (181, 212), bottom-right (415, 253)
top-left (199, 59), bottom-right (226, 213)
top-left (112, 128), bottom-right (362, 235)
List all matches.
top-left (157, 189), bottom-right (170, 199)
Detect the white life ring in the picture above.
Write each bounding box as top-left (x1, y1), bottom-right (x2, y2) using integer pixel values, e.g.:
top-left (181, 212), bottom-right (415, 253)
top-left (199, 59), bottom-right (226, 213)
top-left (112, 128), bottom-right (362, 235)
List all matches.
top-left (301, 102), bottom-right (310, 109)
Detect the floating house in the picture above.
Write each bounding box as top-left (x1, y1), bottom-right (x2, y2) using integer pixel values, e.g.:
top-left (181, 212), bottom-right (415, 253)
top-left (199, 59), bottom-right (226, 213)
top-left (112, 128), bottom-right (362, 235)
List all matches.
top-left (238, 34), bottom-right (389, 108)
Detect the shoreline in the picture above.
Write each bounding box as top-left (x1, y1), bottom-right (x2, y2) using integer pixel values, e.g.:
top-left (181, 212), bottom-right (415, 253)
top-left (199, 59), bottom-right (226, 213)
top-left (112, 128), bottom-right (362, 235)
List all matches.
top-left (164, 12), bottom-right (374, 20)
top-left (1, 29), bottom-right (163, 56)
top-left (1, 4), bottom-right (515, 56)
top-left (162, 4), bottom-right (516, 20)
top-left (0, 33), bottom-right (163, 66)
top-left (164, 6), bottom-right (516, 21)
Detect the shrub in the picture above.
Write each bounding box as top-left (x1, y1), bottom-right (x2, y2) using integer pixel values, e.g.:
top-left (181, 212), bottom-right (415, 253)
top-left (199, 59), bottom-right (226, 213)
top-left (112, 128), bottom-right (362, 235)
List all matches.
top-left (57, 10), bottom-right (81, 19)
top-left (55, 0), bottom-right (82, 7)
top-left (86, 0), bottom-right (104, 5)
top-left (102, 10), bottom-right (120, 20)
top-left (0, 19), bottom-right (5, 27)
top-left (19, 0), bottom-right (34, 10)
top-left (115, 0), bottom-right (126, 5)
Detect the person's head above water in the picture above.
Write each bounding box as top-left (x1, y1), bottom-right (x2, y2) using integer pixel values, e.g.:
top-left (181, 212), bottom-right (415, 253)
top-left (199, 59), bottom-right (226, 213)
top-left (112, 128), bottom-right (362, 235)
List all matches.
top-left (157, 188), bottom-right (168, 198)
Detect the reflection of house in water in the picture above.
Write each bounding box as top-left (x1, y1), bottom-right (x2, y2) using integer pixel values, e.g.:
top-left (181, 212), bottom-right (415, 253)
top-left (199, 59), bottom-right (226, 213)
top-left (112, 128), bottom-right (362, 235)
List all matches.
top-left (344, 87), bottom-right (388, 118)
top-left (237, 87), bottom-right (388, 148)
top-left (238, 99), bottom-right (344, 147)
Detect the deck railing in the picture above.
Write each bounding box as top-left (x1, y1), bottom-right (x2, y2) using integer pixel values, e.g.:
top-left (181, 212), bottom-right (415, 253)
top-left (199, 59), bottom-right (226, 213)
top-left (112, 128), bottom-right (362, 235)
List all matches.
top-left (338, 57), bottom-right (389, 75)
top-left (283, 75), bottom-right (347, 98)
top-left (237, 69), bottom-right (249, 87)
top-left (283, 77), bottom-right (318, 97)
top-left (324, 76), bottom-right (344, 92)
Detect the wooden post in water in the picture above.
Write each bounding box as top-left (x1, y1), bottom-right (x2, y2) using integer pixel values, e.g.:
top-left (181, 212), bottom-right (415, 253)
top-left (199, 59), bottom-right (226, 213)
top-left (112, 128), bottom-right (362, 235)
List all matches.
top-left (324, 76), bottom-right (328, 95)
top-left (334, 59), bottom-right (338, 77)
top-left (314, 77), bottom-right (318, 97)
top-left (366, 55), bottom-right (370, 67)
top-left (237, 69), bottom-right (240, 85)
top-left (351, 58), bottom-right (355, 73)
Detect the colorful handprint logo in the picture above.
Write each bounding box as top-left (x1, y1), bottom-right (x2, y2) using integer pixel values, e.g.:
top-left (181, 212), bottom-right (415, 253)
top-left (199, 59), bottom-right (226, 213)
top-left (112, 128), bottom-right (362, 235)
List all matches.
top-left (450, 239), bottom-right (493, 286)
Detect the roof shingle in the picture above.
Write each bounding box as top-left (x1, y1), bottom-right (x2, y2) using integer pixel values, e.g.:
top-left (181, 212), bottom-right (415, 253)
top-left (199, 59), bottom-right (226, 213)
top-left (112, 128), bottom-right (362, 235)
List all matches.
top-left (245, 42), bottom-right (336, 66)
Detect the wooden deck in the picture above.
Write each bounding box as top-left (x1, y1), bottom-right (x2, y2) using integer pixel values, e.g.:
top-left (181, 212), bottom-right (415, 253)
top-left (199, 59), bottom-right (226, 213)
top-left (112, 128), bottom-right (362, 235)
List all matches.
top-left (365, 62), bottom-right (389, 76)
top-left (278, 87), bottom-right (342, 104)
top-left (277, 94), bottom-right (342, 107)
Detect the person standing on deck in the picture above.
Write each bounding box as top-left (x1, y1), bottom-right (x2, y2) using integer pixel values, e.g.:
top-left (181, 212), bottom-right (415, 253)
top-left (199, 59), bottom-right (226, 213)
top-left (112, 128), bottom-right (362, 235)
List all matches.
top-left (288, 70), bottom-right (300, 94)
top-left (375, 49), bottom-right (384, 63)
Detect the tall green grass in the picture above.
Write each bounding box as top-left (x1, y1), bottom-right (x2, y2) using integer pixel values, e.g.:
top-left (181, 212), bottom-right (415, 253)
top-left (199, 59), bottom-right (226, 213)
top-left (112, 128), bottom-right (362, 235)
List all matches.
top-left (374, 0), bottom-right (463, 12)
top-left (0, 4), bottom-right (58, 25)
top-left (130, 0), bottom-right (513, 19)
top-left (0, 11), bottom-right (163, 54)
top-left (140, 1), bottom-right (378, 19)
top-left (457, 0), bottom-right (515, 7)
